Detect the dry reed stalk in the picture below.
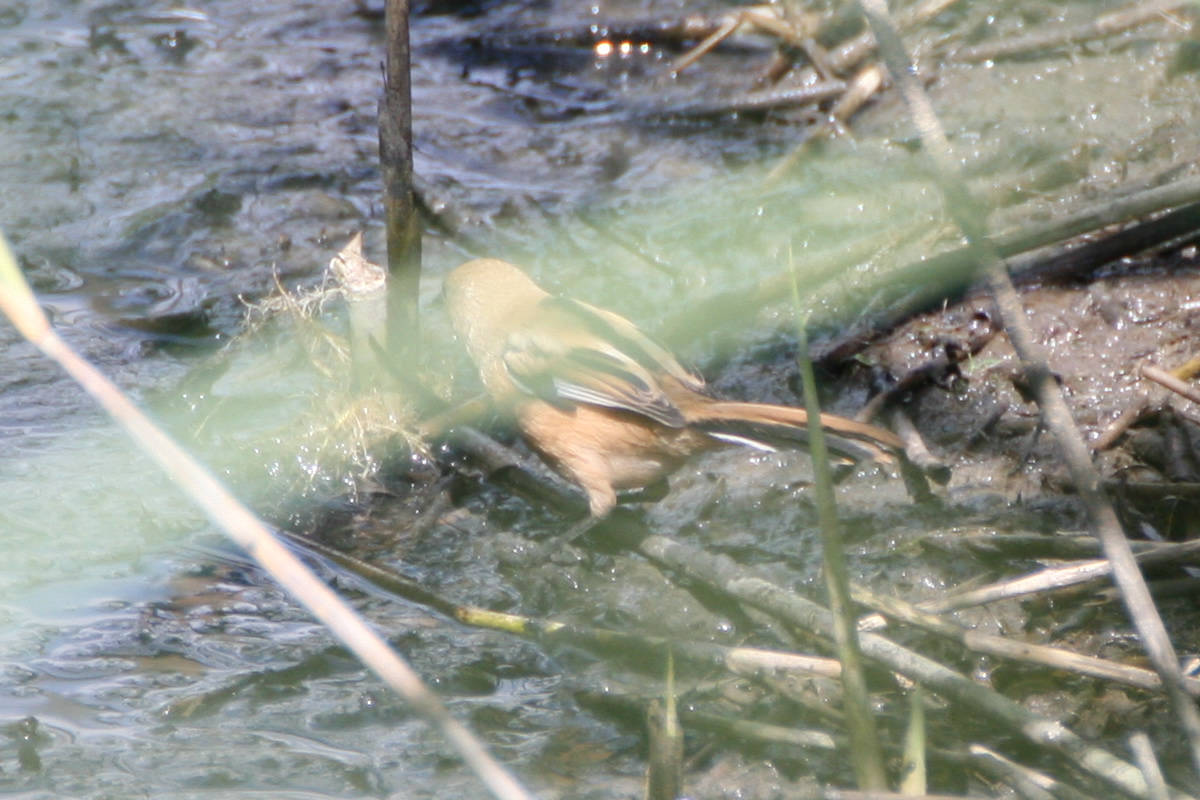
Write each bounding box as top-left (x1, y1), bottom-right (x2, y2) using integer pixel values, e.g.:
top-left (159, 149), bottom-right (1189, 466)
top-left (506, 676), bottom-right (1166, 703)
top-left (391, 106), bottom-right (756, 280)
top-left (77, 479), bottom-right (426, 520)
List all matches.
top-left (0, 233), bottom-right (533, 800)
top-left (857, 0), bottom-right (1200, 778)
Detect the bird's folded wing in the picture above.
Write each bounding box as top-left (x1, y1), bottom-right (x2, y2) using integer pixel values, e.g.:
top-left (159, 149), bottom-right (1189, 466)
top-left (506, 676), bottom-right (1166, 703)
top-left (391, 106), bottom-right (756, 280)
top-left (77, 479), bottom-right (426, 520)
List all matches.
top-left (564, 298), bottom-right (705, 393)
top-left (500, 298), bottom-right (692, 428)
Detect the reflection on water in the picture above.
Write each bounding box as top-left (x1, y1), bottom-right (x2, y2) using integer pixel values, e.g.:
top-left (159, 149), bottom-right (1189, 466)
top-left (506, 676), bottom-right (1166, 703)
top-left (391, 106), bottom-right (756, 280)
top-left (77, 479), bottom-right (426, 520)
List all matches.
top-left (2, 0), bottom-right (1198, 794)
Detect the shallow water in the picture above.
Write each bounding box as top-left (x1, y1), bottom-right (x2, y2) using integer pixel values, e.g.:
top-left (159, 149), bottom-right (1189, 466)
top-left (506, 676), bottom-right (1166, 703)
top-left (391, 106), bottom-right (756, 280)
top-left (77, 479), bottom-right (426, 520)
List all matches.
top-left (2, 0), bottom-right (1199, 795)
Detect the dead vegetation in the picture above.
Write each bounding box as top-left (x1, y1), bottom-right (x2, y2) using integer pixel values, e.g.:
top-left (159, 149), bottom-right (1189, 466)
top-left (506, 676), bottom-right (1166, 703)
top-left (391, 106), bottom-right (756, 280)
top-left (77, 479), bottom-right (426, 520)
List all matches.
top-left (261, 1), bottom-right (1200, 797)
top-left (7, 0), bottom-right (1200, 797)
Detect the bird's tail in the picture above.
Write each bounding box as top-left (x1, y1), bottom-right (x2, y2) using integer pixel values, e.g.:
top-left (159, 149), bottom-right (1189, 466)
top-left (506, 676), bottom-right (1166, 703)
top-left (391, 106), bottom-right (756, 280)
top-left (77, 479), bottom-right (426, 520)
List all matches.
top-left (684, 401), bottom-right (904, 465)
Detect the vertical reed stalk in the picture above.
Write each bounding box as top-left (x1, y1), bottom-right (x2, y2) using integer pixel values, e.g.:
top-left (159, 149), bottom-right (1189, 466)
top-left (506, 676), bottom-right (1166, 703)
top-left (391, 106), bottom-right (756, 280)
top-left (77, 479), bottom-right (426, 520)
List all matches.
top-left (789, 259), bottom-right (888, 790)
top-left (380, 0), bottom-right (421, 372)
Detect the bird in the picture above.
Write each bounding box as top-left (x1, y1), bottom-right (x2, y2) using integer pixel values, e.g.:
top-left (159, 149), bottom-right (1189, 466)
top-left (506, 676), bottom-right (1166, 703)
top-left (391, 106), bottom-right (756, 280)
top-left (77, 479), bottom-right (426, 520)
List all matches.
top-left (443, 258), bottom-right (906, 517)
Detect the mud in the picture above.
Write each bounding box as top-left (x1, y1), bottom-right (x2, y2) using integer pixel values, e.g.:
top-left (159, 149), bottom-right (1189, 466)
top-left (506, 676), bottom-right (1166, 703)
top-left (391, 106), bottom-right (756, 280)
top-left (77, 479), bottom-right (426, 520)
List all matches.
top-left (3, 0), bottom-right (1200, 797)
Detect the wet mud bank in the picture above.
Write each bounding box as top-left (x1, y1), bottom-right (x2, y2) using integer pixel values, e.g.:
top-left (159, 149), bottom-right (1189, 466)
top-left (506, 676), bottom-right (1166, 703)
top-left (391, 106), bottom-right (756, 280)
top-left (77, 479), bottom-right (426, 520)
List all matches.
top-left (4, 0), bottom-right (1200, 797)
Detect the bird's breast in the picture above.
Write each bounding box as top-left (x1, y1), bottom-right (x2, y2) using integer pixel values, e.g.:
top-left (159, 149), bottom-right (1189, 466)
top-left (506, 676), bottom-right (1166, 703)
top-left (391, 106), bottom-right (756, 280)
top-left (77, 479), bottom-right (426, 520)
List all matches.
top-left (515, 399), bottom-right (711, 491)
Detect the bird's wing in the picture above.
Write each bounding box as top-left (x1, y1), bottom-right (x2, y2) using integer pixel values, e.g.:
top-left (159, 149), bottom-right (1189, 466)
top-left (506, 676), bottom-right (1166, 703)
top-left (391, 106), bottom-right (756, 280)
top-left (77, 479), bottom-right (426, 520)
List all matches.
top-left (499, 296), bottom-right (692, 428)
top-left (565, 298), bottom-right (706, 393)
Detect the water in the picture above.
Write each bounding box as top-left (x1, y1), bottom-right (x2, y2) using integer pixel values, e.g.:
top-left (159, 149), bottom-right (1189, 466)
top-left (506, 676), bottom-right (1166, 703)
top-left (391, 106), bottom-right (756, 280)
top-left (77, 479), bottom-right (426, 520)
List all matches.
top-left (2, 0), bottom-right (1198, 794)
